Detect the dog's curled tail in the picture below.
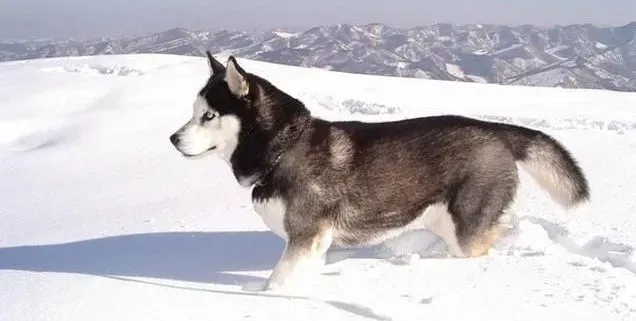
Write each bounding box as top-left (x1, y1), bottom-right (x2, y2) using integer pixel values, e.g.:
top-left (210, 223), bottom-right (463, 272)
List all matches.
top-left (502, 125), bottom-right (590, 209)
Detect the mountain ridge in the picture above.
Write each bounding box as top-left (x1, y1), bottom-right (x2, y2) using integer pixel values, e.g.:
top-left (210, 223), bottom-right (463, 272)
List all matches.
top-left (2, 22), bottom-right (635, 91)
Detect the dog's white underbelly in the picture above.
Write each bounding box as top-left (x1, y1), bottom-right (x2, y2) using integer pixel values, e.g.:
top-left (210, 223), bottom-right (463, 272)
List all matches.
top-left (252, 197), bottom-right (466, 256)
top-left (346, 202), bottom-right (453, 246)
top-left (252, 197), bottom-right (287, 239)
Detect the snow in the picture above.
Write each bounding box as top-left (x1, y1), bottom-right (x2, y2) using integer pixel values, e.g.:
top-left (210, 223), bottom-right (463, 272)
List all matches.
top-left (1, 54), bottom-right (636, 321)
top-left (396, 62), bottom-right (409, 69)
top-left (445, 64), bottom-right (489, 84)
top-left (492, 43), bottom-right (524, 55)
top-left (273, 31), bottom-right (298, 38)
top-left (596, 42), bottom-right (609, 50)
top-left (516, 68), bottom-right (570, 88)
top-left (466, 74), bottom-right (488, 83)
top-left (445, 63), bottom-right (465, 78)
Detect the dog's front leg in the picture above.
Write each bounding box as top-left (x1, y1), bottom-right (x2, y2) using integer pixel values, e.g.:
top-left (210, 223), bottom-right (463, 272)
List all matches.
top-left (264, 225), bottom-right (333, 291)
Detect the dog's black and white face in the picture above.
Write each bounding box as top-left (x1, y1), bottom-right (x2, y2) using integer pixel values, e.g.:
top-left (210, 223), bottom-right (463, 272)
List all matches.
top-left (169, 53), bottom-right (253, 162)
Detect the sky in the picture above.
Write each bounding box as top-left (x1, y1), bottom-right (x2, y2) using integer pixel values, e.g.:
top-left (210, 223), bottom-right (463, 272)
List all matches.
top-left (1, 0), bottom-right (635, 40)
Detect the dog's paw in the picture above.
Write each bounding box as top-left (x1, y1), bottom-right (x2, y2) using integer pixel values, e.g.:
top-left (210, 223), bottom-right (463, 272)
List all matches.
top-left (241, 281), bottom-right (271, 292)
top-left (241, 278), bottom-right (289, 292)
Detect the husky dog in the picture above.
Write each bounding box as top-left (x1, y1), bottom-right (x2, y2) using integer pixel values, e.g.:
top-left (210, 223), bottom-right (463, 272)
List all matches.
top-left (169, 52), bottom-right (590, 291)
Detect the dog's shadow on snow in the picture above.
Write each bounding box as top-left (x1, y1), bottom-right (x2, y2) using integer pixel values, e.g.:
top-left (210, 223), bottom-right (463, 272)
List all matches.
top-left (0, 230), bottom-right (385, 286)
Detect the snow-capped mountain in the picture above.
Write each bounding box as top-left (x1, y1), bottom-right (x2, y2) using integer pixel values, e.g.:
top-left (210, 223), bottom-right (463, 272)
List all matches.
top-left (2, 22), bottom-right (635, 91)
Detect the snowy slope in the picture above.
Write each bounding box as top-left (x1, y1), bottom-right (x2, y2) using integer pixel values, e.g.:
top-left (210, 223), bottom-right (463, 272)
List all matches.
top-left (1, 54), bottom-right (636, 321)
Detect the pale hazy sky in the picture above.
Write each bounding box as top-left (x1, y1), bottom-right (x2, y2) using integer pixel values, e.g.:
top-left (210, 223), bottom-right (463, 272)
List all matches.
top-left (2, 0), bottom-right (635, 40)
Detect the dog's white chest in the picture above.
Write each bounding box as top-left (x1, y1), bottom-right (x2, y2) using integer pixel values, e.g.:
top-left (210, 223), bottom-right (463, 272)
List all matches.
top-left (252, 197), bottom-right (287, 239)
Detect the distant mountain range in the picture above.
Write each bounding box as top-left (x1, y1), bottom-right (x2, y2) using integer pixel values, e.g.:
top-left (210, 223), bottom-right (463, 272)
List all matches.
top-left (2, 22), bottom-right (635, 92)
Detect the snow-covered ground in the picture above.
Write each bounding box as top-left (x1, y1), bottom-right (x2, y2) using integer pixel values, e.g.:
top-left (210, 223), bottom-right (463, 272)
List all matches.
top-left (1, 54), bottom-right (636, 321)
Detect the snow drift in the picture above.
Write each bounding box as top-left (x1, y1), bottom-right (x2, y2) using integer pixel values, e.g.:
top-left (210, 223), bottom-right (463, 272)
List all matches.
top-left (1, 54), bottom-right (635, 321)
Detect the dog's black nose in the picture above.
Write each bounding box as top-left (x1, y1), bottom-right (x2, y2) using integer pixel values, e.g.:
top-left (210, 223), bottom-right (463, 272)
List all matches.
top-left (169, 134), bottom-right (180, 146)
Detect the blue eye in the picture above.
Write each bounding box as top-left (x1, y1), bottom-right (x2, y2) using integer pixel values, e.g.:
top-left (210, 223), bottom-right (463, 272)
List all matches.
top-left (203, 111), bottom-right (216, 121)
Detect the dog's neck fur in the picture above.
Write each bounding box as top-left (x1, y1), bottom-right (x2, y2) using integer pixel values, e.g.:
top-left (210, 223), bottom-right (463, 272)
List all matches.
top-left (230, 75), bottom-right (313, 187)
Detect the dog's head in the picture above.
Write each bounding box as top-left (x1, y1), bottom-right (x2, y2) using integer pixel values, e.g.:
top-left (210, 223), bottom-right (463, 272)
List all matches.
top-left (169, 52), bottom-right (257, 161)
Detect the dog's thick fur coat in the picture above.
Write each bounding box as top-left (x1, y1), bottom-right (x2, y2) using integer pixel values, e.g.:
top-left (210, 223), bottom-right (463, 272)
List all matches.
top-left (170, 53), bottom-right (590, 291)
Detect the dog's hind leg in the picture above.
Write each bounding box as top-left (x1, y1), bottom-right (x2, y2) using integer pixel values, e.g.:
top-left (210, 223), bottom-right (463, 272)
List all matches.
top-left (447, 151), bottom-right (518, 258)
top-left (262, 223), bottom-right (334, 291)
top-left (426, 205), bottom-right (509, 258)
top-left (423, 203), bottom-right (468, 257)
top-left (451, 186), bottom-right (517, 257)
top-left (459, 220), bottom-right (508, 257)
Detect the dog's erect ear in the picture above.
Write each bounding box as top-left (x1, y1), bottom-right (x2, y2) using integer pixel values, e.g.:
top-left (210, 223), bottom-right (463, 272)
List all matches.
top-left (224, 56), bottom-right (249, 97)
top-left (206, 51), bottom-right (225, 75)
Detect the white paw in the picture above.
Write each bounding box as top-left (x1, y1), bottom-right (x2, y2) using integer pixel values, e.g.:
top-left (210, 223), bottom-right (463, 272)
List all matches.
top-left (241, 278), bottom-right (287, 292)
top-left (241, 281), bottom-right (270, 292)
